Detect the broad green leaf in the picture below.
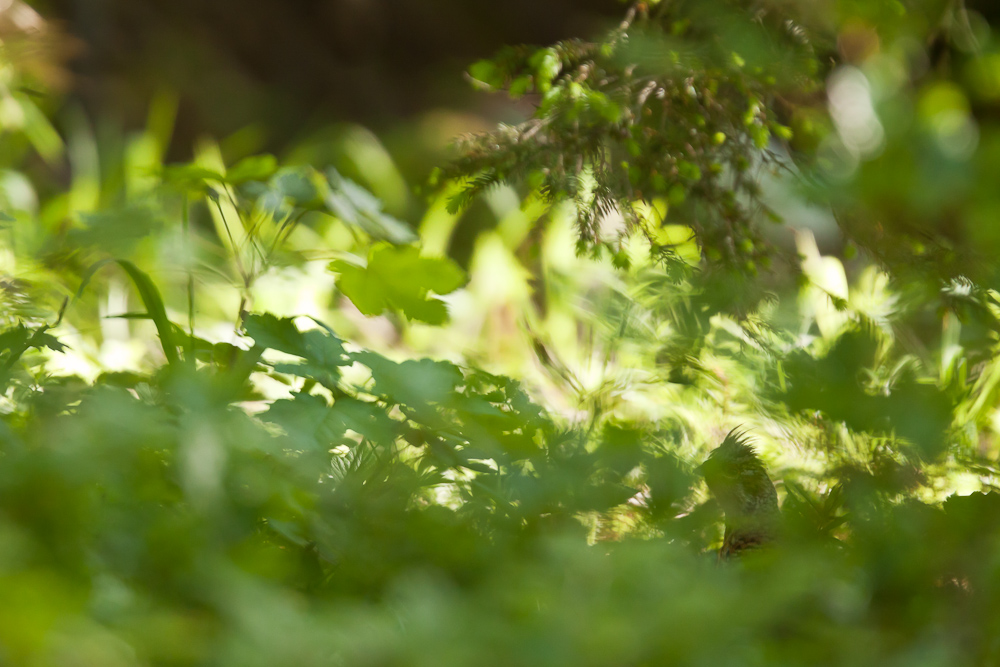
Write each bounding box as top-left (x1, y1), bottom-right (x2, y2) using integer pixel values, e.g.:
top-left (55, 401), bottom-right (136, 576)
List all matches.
top-left (226, 154), bottom-right (278, 184)
top-left (354, 351), bottom-right (463, 408)
top-left (270, 167), bottom-right (319, 205)
top-left (328, 259), bottom-right (388, 316)
top-left (329, 244), bottom-right (466, 324)
top-left (325, 168), bottom-right (416, 244)
top-left (243, 313), bottom-right (306, 354)
top-left (243, 314), bottom-right (349, 388)
top-left (262, 391), bottom-right (396, 449)
top-left (72, 204), bottom-right (163, 255)
top-left (0, 324), bottom-right (67, 374)
top-left (160, 163), bottom-right (225, 193)
top-left (17, 94), bottom-right (64, 164)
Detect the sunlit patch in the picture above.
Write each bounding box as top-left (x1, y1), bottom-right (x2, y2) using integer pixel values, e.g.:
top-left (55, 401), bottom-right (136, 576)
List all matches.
top-left (827, 66), bottom-right (884, 159)
top-left (918, 82), bottom-right (979, 161)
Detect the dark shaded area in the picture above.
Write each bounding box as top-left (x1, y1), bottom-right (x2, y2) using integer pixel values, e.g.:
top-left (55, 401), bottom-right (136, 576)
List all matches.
top-left (41, 0), bottom-right (623, 155)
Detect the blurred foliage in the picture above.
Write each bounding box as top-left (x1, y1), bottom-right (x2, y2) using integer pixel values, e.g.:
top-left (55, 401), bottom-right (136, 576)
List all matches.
top-left (3, 0), bottom-right (1000, 664)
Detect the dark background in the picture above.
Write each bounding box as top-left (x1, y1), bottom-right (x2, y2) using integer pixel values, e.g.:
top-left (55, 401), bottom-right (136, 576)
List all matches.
top-left (39, 0), bottom-right (623, 156)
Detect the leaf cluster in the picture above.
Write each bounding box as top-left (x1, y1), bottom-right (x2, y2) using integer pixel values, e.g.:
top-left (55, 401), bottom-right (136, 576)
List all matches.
top-left (447, 0), bottom-right (820, 271)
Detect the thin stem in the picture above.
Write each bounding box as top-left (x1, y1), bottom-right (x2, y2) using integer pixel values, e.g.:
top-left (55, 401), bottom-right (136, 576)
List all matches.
top-left (212, 195), bottom-right (247, 281)
top-left (268, 209), bottom-right (306, 261)
top-left (225, 187), bottom-right (266, 269)
top-left (183, 194), bottom-right (195, 366)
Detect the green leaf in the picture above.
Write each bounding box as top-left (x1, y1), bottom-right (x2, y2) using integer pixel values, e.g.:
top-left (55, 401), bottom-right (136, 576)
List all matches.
top-left (243, 313), bottom-right (349, 388)
top-left (329, 245), bottom-right (467, 324)
top-left (469, 59), bottom-right (502, 88)
top-left (771, 123), bottom-right (794, 140)
top-left (27, 330), bottom-right (67, 354)
top-left (354, 352), bottom-right (463, 408)
top-left (262, 392), bottom-right (396, 449)
top-left (160, 163), bottom-right (225, 194)
top-left (226, 154), bottom-right (278, 184)
top-left (76, 259), bottom-right (180, 367)
top-left (668, 184), bottom-right (687, 205)
top-left (244, 313), bottom-right (307, 354)
top-left (0, 323), bottom-right (67, 372)
top-left (586, 90), bottom-right (621, 123)
top-left (17, 94), bottom-right (64, 164)
top-left (509, 75), bottom-right (533, 98)
top-left (677, 161), bottom-right (702, 181)
top-left (530, 47), bottom-right (561, 93)
top-left (270, 167), bottom-right (319, 205)
top-left (750, 124), bottom-right (771, 148)
top-left (325, 169), bottom-right (416, 244)
top-left (72, 203), bottom-right (163, 255)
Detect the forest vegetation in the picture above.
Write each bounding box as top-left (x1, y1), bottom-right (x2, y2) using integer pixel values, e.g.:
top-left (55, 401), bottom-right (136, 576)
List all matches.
top-left (1, 0), bottom-right (1000, 664)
